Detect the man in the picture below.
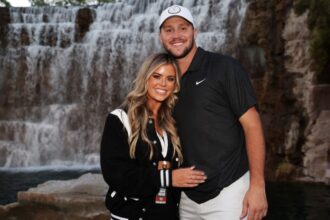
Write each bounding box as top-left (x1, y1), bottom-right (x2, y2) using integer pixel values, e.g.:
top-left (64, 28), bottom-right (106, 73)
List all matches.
top-left (158, 5), bottom-right (268, 220)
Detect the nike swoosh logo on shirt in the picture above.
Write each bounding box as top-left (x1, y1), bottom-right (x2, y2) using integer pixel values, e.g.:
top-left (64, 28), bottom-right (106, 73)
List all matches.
top-left (195, 78), bottom-right (206, 85)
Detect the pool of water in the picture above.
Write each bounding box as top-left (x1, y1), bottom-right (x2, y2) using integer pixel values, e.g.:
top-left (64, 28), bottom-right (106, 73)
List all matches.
top-left (0, 169), bottom-right (329, 219)
top-left (265, 181), bottom-right (330, 219)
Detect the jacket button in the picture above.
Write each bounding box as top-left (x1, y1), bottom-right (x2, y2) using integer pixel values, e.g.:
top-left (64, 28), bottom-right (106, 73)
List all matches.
top-left (153, 162), bottom-right (156, 166)
top-left (142, 208), bottom-right (146, 212)
top-left (153, 140), bottom-right (157, 144)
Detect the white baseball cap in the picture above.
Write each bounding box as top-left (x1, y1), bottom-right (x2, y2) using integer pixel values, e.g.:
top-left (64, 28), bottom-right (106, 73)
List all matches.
top-left (158, 5), bottom-right (195, 29)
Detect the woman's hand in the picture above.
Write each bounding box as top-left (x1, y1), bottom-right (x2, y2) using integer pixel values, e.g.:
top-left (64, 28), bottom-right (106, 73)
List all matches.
top-left (172, 166), bottom-right (207, 187)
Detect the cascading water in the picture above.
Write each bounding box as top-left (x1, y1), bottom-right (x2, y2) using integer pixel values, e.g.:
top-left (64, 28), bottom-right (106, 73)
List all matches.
top-left (0, 0), bottom-right (248, 168)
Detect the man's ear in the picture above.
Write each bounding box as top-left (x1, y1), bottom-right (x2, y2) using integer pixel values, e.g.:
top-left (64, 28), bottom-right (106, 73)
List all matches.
top-left (193, 28), bottom-right (197, 39)
top-left (159, 33), bottom-right (163, 44)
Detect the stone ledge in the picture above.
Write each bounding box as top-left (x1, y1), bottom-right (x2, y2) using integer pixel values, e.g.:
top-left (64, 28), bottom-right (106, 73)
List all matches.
top-left (0, 173), bottom-right (110, 220)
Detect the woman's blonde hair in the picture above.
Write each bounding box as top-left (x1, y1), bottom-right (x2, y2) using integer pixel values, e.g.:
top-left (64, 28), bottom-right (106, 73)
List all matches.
top-left (122, 53), bottom-right (183, 163)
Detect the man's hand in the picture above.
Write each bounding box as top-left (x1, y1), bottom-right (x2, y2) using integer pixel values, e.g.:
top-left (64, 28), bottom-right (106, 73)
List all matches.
top-left (240, 184), bottom-right (268, 220)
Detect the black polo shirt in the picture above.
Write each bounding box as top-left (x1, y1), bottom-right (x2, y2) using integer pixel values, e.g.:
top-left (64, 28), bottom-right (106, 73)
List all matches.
top-left (174, 47), bottom-right (257, 203)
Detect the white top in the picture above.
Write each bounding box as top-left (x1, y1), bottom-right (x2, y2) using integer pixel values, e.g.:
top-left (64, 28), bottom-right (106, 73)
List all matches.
top-left (156, 130), bottom-right (168, 158)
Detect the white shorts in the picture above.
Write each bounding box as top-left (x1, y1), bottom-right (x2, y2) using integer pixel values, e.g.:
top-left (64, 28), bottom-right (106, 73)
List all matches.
top-left (180, 171), bottom-right (250, 220)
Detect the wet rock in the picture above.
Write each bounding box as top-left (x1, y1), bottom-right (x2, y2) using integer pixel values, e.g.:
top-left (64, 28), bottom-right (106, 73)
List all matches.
top-left (0, 173), bottom-right (110, 220)
top-left (302, 110), bottom-right (330, 183)
top-left (0, 7), bottom-right (10, 47)
top-left (75, 7), bottom-right (94, 42)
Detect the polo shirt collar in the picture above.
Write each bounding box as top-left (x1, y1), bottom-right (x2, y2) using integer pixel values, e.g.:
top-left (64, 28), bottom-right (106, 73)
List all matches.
top-left (185, 47), bottom-right (206, 73)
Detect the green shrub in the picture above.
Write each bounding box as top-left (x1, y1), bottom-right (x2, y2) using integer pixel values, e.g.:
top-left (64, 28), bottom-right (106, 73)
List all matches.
top-left (294, 0), bottom-right (330, 80)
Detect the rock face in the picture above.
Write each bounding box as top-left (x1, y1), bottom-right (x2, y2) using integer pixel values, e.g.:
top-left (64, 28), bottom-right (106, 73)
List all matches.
top-left (0, 7), bottom-right (10, 47)
top-left (0, 173), bottom-right (110, 220)
top-left (240, 0), bottom-right (330, 183)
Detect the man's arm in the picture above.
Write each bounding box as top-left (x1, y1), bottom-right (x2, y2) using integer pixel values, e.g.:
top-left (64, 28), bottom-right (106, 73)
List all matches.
top-left (239, 107), bottom-right (268, 220)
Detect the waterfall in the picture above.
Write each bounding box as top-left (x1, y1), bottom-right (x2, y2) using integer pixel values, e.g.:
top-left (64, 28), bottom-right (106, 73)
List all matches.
top-left (0, 0), bottom-right (248, 168)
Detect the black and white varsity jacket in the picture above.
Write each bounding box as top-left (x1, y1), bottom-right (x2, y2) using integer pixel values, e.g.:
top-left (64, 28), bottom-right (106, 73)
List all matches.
top-left (100, 109), bottom-right (181, 220)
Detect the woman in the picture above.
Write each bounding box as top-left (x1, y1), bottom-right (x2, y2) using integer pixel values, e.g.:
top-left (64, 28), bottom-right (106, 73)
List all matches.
top-left (100, 53), bottom-right (206, 220)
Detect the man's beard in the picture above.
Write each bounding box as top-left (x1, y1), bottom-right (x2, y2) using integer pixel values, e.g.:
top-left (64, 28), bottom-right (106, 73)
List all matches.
top-left (163, 36), bottom-right (195, 59)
